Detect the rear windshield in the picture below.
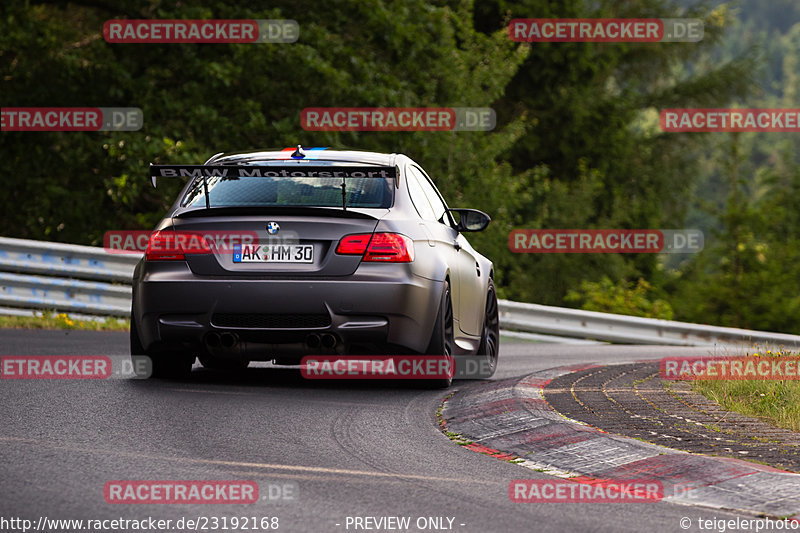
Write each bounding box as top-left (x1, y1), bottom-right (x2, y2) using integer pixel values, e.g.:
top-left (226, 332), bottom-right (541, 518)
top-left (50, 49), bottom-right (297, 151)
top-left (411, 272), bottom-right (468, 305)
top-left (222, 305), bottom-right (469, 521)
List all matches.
top-left (181, 166), bottom-right (395, 209)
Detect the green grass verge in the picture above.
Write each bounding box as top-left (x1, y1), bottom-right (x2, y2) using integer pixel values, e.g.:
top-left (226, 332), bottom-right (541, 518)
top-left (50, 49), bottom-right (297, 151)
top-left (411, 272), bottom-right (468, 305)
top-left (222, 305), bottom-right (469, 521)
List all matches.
top-left (692, 351), bottom-right (800, 433)
top-left (0, 312), bottom-right (129, 332)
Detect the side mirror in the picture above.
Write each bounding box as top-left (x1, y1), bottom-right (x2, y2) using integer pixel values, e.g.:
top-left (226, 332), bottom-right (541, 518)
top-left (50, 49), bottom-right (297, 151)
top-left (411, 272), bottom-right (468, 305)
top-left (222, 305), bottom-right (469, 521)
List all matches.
top-left (449, 208), bottom-right (491, 232)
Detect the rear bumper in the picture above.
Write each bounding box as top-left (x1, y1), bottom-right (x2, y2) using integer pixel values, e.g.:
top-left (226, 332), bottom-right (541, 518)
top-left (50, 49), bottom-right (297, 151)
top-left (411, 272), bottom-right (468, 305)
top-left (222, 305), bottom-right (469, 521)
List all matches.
top-left (132, 261), bottom-right (441, 356)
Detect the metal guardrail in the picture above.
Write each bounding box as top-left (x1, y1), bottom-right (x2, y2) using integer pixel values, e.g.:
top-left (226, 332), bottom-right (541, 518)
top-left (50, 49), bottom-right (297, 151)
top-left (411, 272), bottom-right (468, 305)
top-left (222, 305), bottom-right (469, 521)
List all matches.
top-left (1, 236), bottom-right (799, 347)
top-left (0, 236), bottom-right (139, 283)
top-left (0, 272), bottom-right (131, 317)
top-left (0, 237), bottom-right (138, 317)
top-left (498, 299), bottom-right (800, 347)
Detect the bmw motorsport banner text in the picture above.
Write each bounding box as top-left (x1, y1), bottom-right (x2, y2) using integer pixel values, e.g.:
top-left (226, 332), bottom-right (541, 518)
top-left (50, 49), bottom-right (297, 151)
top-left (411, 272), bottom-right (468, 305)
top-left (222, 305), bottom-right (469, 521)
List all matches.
top-left (150, 165), bottom-right (396, 179)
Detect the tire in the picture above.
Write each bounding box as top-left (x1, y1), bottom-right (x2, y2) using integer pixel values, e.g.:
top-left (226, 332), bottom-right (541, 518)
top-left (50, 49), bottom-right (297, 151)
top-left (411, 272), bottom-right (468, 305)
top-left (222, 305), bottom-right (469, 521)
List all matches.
top-left (477, 278), bottom-right (500, 378)
top-left (130, 309), bottom-right (145, 355)
top-left (131, 310), bottom-right (193, 379)
top-left (423, 280), bottom-right (454, 388)
top-left (150, 350), bottom-right (194, 379)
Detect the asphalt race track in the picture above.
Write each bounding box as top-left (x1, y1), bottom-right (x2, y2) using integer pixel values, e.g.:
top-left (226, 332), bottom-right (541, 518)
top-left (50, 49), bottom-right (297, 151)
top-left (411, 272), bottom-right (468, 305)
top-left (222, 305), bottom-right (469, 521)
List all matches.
top-left (0, 329), bottom-right (758, 532)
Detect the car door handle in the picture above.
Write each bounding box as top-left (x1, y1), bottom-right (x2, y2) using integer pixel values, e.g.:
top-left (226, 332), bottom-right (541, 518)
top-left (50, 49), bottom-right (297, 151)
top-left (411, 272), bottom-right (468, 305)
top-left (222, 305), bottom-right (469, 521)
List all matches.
top-left (453, 241), bottom-right (461, 251)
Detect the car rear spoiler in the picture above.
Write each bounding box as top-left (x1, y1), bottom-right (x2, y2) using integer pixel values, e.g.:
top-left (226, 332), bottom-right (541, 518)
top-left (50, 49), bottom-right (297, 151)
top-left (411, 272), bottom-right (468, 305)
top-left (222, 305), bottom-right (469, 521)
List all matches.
top-left (149, 164), bottom-right (398, 210)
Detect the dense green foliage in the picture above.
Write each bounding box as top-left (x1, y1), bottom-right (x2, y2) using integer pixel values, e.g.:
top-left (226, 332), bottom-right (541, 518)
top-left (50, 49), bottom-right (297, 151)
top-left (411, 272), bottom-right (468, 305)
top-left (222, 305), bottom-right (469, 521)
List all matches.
top-left (666, 2), bottom-right (800, 331)
top-left (1, 0), bottom-right (798, 333)
top-left (565, 277), bottom-right (674, 319)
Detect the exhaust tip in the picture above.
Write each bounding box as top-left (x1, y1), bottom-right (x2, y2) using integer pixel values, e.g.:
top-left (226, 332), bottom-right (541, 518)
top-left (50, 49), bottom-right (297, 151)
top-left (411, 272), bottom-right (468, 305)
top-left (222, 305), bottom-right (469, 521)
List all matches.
top-left (205, 332), bottom-right (221, 348)
top-left (220, 332), bottom-right (238, 349)
top-left (321, 333), bottom-right (337, 349)
top-left (306, 334), bottom-right (321, 349)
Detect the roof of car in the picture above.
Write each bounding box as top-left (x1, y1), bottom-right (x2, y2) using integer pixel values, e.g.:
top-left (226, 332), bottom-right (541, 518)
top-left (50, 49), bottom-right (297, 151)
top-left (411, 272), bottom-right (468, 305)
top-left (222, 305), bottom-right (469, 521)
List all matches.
top-left (207, 147), bottom-right (400, 167)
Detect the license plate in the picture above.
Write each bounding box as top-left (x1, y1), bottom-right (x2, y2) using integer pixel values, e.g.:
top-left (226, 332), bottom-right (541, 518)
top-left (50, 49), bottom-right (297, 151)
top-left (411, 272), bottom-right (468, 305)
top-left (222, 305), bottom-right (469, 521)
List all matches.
top-left (233, 244), bottom-right (314, 263)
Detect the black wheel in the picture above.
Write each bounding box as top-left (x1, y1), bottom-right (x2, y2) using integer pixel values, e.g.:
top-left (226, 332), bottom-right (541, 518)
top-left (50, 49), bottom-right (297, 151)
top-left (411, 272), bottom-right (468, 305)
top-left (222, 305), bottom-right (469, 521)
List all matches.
top-left (149, 350), bottom-right (194, 379)
top-left (477, 278), bottom-right (500, 378)
top-left (198, 355), bottom-right (249, 371)
top-left (130, 309), bottom-right (145, 355)
top-left (424, 280), bottom-right (454, 388)
top-left (131, 309), bottom-right (193, 379)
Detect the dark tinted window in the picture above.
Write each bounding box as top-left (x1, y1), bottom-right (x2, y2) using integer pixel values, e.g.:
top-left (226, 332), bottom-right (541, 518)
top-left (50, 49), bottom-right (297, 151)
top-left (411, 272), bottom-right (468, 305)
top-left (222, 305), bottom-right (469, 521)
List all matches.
top-left (406, 169), bottom-right (437, 220)
top-left (182, 171), bottom-right (393, 208)
top-left (408, 166), bottom-right (451, 226)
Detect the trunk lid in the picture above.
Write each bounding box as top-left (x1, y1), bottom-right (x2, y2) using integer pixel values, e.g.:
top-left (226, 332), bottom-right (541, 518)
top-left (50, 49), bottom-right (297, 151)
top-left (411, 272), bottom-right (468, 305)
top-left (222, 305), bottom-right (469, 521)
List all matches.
top-left (172, 207), bottom-right (385, 277)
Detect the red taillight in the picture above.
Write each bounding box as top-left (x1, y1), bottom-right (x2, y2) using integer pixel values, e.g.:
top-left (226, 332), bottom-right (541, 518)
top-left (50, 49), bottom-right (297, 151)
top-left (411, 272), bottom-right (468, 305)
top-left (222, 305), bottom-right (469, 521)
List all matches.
top-left (336, 233), bottom-right (414, 263)
top-left (144, 230), bottom-right (187, 261)
top-left (145, 230), bottom-right (215, 260)
top-left (335, 234), bottom-right (372, 255)
top-left (364, 233), bottom-right (415, 262)
top-left (144, 230), bottom-right (212, 261)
